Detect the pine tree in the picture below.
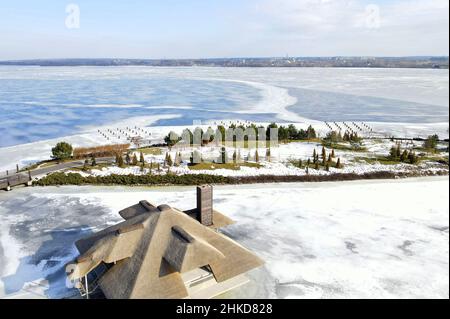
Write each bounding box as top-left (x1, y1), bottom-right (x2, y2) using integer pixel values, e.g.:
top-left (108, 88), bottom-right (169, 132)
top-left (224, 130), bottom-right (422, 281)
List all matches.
top-left (157, 162), bottom-right (161, 172)
top-left (167, 154), bottom-right (173, 167)
top-left (174, 152), bottom-right (181, 166)
top-left (314, 161), bottom-right (319, 170)
top-left (132, 154), bottom-right (138, 166)
top-left (140, 162), bottom-right (144, 172)
top-left (117, 155), bottom-right (125, 168)
top-left (336, 158), bottom-right (341, 169)
top-left (408, 151), bottom-right (418, 164)
top-left (164, 152), bottom-right (169, 166)
top-left (298, 159), bottom-right (303, 168)
top-left (331, 149), bottom-right (335, 158)
top-left (322, 146), bottom-right (326, 160)
top-left (232, 150), bottom-right (237, 164)
top-left (139, 151), bottom-right (145, 164)
top-left (149, 161), bottom-right (153, 175)
top-left (390, 146), bottom-right (398, 160)
top-left (400, 150), bottom-right (408, 162)
top-left (266, 148), bottom-right (271, 162)
top-left (91, 156), bottom-right (96, 167)
top-left (313, 149), bottom-right (317, 163)
top-left (325, 162), bottom-right (330, 172)
top-left (396, 144), bottom-right (401, 158)
top-left (125, 152), bottom-right (131, 165)
top-left (328, 154), bottom-right (332, 163)
top-left (255, 150), bottom-right (260, 163)
top-left (83, 159), bottom-right (89, 171)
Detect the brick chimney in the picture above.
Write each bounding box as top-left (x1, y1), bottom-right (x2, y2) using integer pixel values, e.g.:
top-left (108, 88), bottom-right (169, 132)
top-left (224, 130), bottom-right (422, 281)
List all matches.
top-left (197, 185), bottom-right (213, 226)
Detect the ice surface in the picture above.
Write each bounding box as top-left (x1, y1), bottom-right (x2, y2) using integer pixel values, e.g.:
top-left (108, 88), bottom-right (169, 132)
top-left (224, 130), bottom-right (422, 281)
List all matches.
top-left (0, 66), bottom-right (448, 148)
top-left (0, 177), bottom-right (448, 299)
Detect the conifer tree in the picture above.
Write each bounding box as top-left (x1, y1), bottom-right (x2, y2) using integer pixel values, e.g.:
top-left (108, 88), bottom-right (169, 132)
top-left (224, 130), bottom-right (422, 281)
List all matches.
top-left (167, 154), bottom-right (173, 167)
top-left (132, 154), bottom-right (138, 166)
top-left (91, 156), bottom-right (96, 167)
top-left (140, 162), bottom-right (144, 172)
top-left (139, 151), bottom-right (145, 164)
top-left (255, 150), bottom-right (260, 163)
top-left (313, 149), bottom-right (317, 163)
top-left (232, 150), bottom-right (237, 164)
top-left (298, 159), bottom-right (303, 168)
top-left (408, 151), bottom-right (418, 164)
top-left (266, 148), bottom-right (271, 162)
top-left (396, 144), bottom-right (401, 158)
top-left (400, 150), bottom-right (408, 162)
top-left (328, 154), bottom-right (332, 163)
top-left (314, 161), bottom-right (319, 170)
top-left (83, 159), bottom-right (89, 171)
top-left (117, 155), bottom-right (125, 168)
top-left (325, 162), bottom-right (330, 172)
top-left (331, 149), bottom-right (335, 158)
top-left (157, 162), bottom-right (161, 172)
top-left (125, 152), bottom-right (131, 165)
top-left (390, 146), bottom-right (398, 160)
top-left (336, 158), bottom-right (341, 169)
top-left (322, 146), bottom-right (326, 160)
top-left (164, 152), bottom-right (169, 166)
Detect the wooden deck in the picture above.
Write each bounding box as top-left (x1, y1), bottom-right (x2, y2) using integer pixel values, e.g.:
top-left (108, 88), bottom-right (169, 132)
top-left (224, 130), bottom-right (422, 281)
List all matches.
top-left (0, 172), bottom-right (32, 190)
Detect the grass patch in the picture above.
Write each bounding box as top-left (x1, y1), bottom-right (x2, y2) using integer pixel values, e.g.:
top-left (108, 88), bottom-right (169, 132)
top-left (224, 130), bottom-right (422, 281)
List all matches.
top-left (322, 140), bottom-right (367, 152)
top-left (322, 141), bottom-right (367, 152)
top-left (138, 147), bottom-right (162, 155)
top-left (188, 162), bottom-right (262, 171)
top-left (353, 156), bottom-right (401, 165)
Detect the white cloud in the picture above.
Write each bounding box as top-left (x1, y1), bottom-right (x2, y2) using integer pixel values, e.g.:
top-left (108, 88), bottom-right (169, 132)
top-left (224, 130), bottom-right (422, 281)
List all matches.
top-left (248, 0), bottom-right (449, 56)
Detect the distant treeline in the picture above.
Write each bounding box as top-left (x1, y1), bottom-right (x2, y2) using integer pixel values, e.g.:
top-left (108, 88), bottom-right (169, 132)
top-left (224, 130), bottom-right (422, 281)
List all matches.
top-left (1, 57), bottom-right (448, 68)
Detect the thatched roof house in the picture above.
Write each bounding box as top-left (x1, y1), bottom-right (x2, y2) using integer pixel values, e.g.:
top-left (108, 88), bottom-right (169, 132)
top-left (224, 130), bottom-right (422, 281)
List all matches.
top-left (67, 185), bottom-right (263, 299)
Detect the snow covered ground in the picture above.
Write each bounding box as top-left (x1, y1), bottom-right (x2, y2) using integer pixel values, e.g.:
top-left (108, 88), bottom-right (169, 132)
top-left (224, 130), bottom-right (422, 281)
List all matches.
top-left (69, 137), bottom-right (447, 179)
top-left (0, 177), bottom-right (448, 299)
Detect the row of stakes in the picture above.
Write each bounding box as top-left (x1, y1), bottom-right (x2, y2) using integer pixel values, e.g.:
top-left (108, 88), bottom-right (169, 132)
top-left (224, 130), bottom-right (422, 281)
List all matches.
top-left (324, 121), bottom-right (373, 133)
top-left (97, 126), bottom-right (153, 142)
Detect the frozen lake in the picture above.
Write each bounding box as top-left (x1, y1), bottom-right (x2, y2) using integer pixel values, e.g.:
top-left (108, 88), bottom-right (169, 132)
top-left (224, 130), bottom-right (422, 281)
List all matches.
top-left (0, 177), bottom-right (448, 299)
top-left (0, 66), bottom-right (448, 147)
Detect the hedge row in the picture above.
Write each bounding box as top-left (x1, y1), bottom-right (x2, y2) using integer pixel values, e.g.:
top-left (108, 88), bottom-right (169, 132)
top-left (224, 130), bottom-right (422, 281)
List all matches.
top-left (35, 172), bottom-right (231, 186)
top-left (34, 170), bottom-right (447, 187)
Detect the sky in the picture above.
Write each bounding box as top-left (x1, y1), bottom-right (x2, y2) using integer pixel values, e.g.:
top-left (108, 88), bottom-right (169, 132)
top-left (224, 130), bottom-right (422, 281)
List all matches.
top-left (0, 0), bottom-right (448, 60)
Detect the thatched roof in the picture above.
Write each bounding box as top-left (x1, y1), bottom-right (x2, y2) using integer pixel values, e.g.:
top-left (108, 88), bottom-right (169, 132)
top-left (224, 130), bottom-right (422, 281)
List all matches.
top-left (68, 200), bottom-right (263, 299)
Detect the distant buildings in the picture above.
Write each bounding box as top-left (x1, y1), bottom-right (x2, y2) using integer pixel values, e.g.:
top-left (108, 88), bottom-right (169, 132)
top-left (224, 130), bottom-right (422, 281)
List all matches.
top-left (1, 57), bottom-right (448, 68)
